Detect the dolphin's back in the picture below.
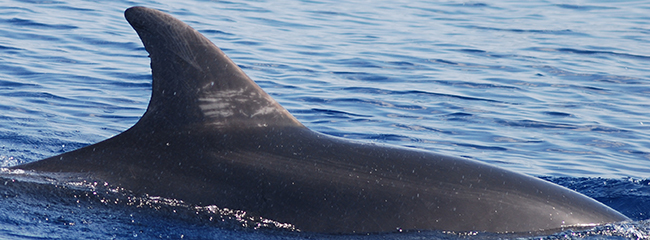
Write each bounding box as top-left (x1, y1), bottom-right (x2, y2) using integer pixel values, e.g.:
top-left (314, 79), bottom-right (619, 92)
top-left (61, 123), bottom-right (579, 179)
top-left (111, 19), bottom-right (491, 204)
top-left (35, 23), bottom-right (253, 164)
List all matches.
top-left (14, 6), bottom-right (629, 234)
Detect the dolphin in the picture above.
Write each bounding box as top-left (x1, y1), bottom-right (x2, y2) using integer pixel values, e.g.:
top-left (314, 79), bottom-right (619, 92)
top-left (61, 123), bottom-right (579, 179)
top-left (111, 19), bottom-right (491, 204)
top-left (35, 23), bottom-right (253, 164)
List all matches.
top-left (11, 6), bottom-right (629, 234)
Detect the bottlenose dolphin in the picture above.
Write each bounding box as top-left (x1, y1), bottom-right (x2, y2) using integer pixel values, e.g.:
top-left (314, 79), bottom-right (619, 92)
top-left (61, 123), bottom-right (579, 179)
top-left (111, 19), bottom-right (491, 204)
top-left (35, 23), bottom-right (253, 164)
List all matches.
top-left (12, 6), bottom-right (629, 234)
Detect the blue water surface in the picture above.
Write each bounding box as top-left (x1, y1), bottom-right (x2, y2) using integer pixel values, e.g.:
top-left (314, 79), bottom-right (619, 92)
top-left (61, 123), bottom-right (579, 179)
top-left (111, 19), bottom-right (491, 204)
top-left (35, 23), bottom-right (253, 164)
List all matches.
top-left (0, 0), bottom-right (649, 239)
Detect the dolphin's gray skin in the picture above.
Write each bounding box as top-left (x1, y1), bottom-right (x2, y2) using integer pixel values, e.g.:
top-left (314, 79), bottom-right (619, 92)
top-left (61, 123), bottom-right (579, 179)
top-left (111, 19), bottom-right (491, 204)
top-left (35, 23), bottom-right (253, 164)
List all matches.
top-left (13, 6), bottom-right (629, 234)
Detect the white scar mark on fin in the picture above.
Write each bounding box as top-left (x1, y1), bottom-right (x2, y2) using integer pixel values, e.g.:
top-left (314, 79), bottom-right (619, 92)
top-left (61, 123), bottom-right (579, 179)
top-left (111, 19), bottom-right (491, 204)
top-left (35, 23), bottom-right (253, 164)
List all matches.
top-left (197, 87), bottom-right (282, 127)
top-left (198, 88), bottom-right (246, 118)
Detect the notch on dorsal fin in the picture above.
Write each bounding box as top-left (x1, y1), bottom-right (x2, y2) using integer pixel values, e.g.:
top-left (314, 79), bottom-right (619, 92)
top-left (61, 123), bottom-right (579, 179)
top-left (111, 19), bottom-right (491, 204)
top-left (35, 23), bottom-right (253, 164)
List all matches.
top-left (124, 6), bottom-right (303, 130)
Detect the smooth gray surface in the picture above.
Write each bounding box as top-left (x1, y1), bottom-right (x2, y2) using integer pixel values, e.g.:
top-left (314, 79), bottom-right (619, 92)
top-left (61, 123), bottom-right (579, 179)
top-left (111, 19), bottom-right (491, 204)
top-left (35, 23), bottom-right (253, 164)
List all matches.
top-left (13, 6), bottom-right (629, 234)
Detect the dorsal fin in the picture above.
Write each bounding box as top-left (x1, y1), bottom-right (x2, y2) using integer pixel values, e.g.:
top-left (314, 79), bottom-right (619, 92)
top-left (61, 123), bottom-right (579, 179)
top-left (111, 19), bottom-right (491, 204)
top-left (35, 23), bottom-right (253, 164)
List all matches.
top-left (124, 6), bottom-right (303, 130)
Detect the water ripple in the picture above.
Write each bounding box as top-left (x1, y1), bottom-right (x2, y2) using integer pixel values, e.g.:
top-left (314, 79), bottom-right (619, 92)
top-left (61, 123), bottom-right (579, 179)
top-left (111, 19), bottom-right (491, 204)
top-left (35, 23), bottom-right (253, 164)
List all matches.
top-left (2, 17), bottom-right (77, 30)
top-left (530, 47), bottom-right (650, 60)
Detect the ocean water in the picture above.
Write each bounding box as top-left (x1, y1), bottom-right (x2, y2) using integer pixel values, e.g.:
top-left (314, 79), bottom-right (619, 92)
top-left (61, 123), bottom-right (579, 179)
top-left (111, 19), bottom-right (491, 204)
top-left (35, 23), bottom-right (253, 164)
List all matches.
top-left (0, 0), bottom-right (649, 239)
